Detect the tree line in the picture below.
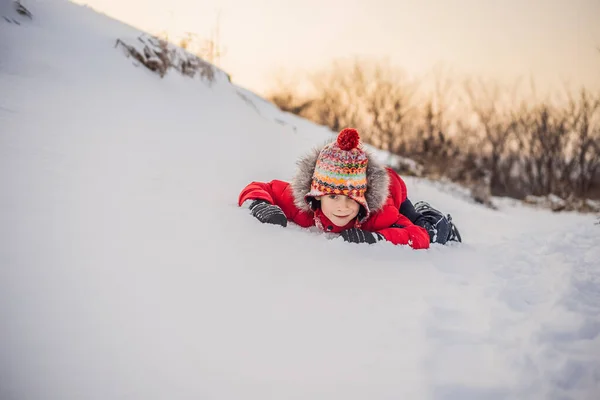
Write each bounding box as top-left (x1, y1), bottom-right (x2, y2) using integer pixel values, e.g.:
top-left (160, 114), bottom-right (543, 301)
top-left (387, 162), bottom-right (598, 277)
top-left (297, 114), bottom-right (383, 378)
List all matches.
top-left (268, 59), bottom-right (600, 206)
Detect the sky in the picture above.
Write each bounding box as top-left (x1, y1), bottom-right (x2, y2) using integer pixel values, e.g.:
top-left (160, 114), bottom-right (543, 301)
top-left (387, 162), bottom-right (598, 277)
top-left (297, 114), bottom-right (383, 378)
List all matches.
top-left (71, 0), bottom-right (600, 96)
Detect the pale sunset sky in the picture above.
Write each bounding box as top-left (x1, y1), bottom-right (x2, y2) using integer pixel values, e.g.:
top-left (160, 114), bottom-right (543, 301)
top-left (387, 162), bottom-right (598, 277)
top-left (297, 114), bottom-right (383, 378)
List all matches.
top-left (72, 0), bottom-right (600, 96)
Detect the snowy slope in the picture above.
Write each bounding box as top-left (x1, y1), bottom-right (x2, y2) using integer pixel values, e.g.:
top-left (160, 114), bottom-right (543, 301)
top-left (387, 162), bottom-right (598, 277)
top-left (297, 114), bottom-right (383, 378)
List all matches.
top-left (1, 1), bottom-right (599, 399)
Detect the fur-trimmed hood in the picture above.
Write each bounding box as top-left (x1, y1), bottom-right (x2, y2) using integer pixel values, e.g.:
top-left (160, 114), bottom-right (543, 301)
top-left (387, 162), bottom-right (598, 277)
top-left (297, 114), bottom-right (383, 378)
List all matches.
top-left (290, 142), bottom-right (391, 219)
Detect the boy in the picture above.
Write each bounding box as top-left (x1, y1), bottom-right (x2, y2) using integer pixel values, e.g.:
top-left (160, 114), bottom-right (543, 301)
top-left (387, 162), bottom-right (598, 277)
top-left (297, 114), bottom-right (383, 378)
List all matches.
top-left (238, 128), bottom-right (461, 249)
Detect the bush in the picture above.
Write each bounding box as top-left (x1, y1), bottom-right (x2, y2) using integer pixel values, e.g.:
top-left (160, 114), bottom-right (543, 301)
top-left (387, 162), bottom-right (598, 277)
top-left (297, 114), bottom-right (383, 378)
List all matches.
top-left (115, 34), bottom-right (217, 82)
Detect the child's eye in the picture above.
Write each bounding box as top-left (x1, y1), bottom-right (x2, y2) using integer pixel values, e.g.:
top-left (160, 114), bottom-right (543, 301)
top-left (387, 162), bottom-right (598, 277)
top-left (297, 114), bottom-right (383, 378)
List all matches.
top-left (328, 194), bottom-right (337, 199)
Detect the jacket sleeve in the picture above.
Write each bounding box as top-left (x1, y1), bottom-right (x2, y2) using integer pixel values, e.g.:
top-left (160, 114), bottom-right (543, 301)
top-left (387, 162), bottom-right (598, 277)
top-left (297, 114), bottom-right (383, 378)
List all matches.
top-left (375, 214), bottom-right (430, 249)
top-left (238, 181), bottom-right (280, 206)
top-left (238, 180), bottom-right (312, 226)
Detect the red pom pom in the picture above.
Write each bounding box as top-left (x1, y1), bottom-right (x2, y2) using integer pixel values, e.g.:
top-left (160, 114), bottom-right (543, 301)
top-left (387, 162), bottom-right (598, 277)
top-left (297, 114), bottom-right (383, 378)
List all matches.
top-left (337, 128), bottom-right (360, 150)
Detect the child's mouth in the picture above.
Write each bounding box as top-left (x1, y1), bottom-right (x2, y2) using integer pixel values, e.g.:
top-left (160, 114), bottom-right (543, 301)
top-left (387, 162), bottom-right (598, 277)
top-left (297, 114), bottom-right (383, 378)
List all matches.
top-left (333, 214), bottom-right (350, 219)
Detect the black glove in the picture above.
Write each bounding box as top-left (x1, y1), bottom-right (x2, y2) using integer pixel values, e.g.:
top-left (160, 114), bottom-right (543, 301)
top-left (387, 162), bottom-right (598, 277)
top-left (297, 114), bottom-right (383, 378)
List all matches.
top-left (249, 199), bottom-right (287, 227)
top-left (340, 228), bottom-right (384, 244)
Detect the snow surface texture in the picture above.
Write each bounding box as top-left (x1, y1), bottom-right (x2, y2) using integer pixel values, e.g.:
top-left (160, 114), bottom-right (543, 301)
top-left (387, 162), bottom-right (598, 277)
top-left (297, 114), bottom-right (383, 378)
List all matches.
top-left (1, 1), bottom-right (599, 399)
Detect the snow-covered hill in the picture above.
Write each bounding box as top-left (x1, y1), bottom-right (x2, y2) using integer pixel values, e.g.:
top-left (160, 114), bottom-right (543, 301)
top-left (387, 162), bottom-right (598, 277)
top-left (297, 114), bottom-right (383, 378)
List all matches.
top-left (1, 1), bottom-right (599, 399)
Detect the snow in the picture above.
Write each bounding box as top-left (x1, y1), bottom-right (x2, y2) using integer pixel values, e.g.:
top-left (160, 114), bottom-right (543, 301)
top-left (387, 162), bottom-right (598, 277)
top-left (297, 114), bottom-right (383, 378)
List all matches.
top-left (1, 1), bottom-right (599, 399)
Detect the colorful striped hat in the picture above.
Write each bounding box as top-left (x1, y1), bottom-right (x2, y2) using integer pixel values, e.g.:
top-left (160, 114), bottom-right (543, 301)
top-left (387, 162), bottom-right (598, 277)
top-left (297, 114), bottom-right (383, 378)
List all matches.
top-left (306, 128), bottom-right (371, 220)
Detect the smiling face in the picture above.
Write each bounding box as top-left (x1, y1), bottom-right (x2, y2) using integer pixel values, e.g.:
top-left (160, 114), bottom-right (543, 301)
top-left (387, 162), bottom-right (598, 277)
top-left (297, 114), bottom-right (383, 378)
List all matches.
top-left (316, 194), bottom-right (361, 227)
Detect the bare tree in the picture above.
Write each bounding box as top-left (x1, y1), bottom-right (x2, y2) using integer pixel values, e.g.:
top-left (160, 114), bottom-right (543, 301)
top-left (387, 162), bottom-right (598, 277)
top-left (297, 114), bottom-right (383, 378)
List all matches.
top-left (566, 89), bottom-right (600, 197)
top-left (364, 62), bottom-right (418, 153)
top-left (462, 77), bottom-right (516, 195)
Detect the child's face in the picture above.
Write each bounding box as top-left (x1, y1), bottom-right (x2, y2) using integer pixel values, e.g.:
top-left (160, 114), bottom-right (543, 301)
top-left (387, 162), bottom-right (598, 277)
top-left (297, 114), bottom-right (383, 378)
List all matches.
top-left (316, 194), bottom-right (361, 227)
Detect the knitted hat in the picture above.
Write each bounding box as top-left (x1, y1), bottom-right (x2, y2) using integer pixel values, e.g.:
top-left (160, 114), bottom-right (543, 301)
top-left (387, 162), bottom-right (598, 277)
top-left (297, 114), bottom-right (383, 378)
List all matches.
top-left (305, 128), bottom-right (371, 219)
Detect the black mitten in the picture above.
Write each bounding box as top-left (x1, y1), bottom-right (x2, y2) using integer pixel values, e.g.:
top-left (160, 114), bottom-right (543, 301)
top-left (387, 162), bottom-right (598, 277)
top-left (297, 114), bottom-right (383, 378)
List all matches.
top-left (340, 228), bottom-right (384, 244)
top-left (249, 199), bottom-right (287, 227)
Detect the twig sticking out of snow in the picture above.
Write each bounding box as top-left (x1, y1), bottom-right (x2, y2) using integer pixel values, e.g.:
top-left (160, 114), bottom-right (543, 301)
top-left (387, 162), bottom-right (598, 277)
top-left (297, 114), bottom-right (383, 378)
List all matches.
top-left (115, 38), bottom-right (168, 77)
top-left (15, 1), bottom-right (32, 19)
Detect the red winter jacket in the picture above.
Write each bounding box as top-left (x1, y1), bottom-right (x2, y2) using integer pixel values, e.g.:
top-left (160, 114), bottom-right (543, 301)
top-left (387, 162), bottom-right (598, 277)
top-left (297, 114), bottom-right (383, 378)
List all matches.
top-left (238, 166), bottom-right (430, 250)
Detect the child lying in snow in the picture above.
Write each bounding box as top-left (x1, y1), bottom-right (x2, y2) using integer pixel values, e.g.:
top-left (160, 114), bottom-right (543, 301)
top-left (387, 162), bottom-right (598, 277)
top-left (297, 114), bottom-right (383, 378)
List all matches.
top-left (238, 128), bottom-right (461, 249)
